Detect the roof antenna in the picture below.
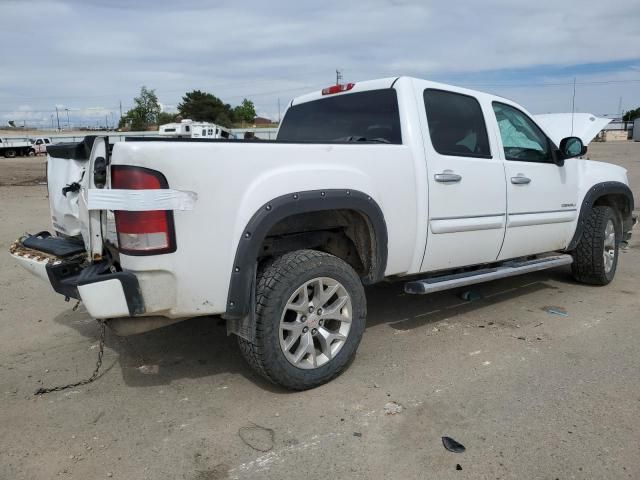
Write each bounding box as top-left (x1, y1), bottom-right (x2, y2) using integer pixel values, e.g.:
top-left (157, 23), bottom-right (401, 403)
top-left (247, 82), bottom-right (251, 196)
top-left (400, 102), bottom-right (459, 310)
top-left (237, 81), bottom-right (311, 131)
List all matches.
top-left (570, 77), bottom-right (576, 136)
top-left (336, 69), bottom-right (343, 86)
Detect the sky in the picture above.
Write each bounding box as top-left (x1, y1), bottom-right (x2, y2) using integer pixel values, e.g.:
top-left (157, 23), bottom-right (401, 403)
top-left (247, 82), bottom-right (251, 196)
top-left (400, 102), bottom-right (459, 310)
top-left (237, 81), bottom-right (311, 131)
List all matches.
top-left (1, 0), bottom-right (640, 129)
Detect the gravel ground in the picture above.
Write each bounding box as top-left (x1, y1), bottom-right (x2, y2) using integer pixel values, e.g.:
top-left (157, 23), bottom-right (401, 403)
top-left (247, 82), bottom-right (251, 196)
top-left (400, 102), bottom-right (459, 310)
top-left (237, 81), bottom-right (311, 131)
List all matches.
top-left (0, 141), bottom-right (639, 479)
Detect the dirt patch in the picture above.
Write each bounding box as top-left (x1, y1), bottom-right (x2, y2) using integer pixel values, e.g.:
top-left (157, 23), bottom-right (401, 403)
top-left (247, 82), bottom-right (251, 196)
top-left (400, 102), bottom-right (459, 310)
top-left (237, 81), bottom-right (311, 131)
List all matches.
top-left (0, 157), bottom-right (47, 186)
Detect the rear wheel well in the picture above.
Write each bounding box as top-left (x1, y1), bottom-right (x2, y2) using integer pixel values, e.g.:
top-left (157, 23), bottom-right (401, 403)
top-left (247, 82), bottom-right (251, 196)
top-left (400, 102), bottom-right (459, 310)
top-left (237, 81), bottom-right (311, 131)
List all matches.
top-left (259, 209), bottom-right (377, 282)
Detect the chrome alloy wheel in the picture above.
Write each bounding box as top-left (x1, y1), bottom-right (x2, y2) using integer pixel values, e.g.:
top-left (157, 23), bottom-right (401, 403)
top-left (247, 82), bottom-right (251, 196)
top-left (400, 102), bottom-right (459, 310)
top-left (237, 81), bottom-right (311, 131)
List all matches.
top-left (603, 219), bottom-right (616, 273)
top-left (279, 277), bottom-right (352, 369)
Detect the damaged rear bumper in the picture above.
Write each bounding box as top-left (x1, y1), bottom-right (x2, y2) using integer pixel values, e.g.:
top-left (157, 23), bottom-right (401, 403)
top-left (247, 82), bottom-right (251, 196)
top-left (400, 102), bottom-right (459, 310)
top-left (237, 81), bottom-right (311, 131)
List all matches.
top-left (10, 237), bottom-right (145, 318)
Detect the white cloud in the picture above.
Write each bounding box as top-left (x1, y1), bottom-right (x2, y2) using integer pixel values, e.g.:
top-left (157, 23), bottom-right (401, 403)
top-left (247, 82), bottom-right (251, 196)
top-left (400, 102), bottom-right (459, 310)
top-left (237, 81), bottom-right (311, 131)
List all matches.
top-left (0, 0), bottom-right (639, 123)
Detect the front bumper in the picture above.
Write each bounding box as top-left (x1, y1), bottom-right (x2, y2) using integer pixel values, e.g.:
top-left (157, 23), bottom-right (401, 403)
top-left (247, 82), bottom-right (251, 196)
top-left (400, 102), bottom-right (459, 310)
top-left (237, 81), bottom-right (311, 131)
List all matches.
top-left (10, 237), bottom-right (145, 319)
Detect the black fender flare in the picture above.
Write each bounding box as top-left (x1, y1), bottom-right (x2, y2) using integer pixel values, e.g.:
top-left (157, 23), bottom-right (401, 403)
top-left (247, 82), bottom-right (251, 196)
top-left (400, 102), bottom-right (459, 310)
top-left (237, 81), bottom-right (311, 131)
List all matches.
top-left (567, 181), bottom-right (634, 250)
top-left (223, 189), bottom-right (388, 322)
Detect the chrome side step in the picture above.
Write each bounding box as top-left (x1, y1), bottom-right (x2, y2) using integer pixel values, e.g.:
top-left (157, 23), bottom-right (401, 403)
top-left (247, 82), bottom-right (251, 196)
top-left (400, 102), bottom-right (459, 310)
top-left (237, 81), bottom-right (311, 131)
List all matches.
top-left (404, 254), bottom-right (573, 295)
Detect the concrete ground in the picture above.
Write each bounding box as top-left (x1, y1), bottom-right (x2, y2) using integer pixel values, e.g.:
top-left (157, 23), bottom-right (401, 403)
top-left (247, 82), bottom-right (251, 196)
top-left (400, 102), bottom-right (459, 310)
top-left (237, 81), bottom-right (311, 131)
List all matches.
top-left (1, 142), bottom-right (639, 480)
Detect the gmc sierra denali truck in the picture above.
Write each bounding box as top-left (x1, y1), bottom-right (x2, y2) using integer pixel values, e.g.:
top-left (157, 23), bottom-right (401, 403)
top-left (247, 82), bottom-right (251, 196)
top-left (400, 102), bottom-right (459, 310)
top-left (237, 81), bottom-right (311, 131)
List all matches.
top-left (10, 77), bottom-right (635, 390)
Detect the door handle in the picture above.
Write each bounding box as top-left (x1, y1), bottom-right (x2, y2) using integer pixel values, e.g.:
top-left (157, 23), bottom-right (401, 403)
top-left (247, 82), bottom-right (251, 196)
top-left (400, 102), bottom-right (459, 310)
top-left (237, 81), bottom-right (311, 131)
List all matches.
top-left (434, 171), bottom-right (462, 183)
top-left (511, 175), bottom-right (531, 185)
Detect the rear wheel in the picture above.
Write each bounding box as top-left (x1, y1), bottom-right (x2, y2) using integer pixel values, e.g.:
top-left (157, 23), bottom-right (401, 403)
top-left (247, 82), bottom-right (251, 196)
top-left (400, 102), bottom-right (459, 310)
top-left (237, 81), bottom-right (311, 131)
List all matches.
top-left (237, 249), bottom-right (366, 390)
top-left (4, 149), bottom-right (16, 158)
top-left (571, 206), bottom-right (621, 285)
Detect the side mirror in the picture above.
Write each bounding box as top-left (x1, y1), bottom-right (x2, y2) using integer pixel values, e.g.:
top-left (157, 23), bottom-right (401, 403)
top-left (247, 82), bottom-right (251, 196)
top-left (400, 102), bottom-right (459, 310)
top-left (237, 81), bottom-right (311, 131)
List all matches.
top-left (559, 136), bottom-right (585, 159)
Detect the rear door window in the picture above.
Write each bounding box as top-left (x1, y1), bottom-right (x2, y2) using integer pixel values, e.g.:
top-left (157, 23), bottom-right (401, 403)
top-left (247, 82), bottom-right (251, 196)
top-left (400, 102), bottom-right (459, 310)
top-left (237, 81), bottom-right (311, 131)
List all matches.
top-left (277, 89), bottom-right (402, 144)
top-left (423, 89), bottom-right (491, 158)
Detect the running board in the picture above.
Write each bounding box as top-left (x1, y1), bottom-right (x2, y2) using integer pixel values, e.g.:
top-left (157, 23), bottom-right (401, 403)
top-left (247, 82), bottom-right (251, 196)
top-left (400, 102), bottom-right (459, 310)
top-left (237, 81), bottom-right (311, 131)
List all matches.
top-left (404, 254), bottom-right (573, 295)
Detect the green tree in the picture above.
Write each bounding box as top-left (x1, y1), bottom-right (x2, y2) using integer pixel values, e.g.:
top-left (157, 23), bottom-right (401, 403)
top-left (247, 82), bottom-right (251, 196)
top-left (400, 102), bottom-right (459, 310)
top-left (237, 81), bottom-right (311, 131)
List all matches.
top-left (157, 111), bottom-right (178, 125)
top-left (119, 86), bottom-right (161, 130)
top-left (622, 107), bottom-right (640, 122)
top-left (233, 98), bottom-right (257, 124)
top-left (177, 90), bottom-right (234, 127)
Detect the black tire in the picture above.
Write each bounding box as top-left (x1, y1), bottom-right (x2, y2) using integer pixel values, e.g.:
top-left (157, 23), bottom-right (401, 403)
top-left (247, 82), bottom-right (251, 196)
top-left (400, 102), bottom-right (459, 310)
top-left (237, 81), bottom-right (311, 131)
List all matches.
top-left (27, 149), bottom-right (36, 157)
top-left (4, 149), bottom-right (16, 158)
top-left (571, 205), bottom-right (621, 285)
top-left (237, 249), bottom-right (367, 390)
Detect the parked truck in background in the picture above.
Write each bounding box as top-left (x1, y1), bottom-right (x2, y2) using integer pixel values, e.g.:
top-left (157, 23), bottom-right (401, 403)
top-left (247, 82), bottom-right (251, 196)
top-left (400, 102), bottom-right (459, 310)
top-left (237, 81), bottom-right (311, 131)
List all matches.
top-left (10, 77), bottom-right (635, 390)
top-left (0, 137), bottom-right (33, 157)
top-left (30, 137), bottom-right (53, 155)
top-left (0, 136), bottom-right (52, 157)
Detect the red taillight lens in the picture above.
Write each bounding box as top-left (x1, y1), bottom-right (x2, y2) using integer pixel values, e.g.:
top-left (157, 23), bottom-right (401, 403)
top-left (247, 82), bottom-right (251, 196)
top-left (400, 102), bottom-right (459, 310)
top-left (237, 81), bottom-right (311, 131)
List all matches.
top-left (111, 165), bottom-right (176, 255)
top-left (321, 82), bottom-right (355, 95)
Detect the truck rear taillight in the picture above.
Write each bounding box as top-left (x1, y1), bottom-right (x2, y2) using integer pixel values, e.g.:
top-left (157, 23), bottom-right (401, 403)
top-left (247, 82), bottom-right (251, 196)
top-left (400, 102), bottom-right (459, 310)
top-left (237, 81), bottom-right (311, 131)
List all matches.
top-left (322, 83), bottom-right (355, 95)
top-left (111, 165), bottom-right (176, 255)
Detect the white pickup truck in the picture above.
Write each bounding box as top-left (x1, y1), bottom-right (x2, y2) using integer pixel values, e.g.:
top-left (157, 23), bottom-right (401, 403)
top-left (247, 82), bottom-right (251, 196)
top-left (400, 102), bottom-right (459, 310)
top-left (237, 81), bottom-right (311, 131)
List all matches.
top-left (10, 77), bottom-right (635, 390)
top-left (31, 137), bottom-right (53, 155)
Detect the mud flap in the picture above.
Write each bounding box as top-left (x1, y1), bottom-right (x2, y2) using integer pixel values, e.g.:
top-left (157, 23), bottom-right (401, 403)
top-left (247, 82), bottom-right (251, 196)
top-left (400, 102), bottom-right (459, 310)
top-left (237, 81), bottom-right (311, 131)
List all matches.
top-left (226, 275), bottom-right (257, 342)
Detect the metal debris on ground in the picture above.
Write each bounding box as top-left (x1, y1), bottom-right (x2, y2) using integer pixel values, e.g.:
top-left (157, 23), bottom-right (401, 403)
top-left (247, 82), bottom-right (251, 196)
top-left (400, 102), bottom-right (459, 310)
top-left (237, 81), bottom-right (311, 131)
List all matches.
top-left (442, 436), bottom-right (466, 453)
top-left (353, 432), bottom-right (362, 437)
top-left (34, 320), bottom-right (106, 395)
top-left (543, 306), bottom-right (568, 317)
top-left (137, 364), bottom-right (159, 375)
top-left (456, 464), bottom-right (463, 471)
top-left (459, 290), bottom-right (482, 302)
top-left (384, 401), bottom-right (404, 415)
top-left (238, 423), bottom-right (275, 452)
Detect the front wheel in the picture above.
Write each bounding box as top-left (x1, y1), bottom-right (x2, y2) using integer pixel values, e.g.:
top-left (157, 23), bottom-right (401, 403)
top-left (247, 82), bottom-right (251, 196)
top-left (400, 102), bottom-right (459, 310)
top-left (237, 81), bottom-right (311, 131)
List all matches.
top-left (238, 249), bottom-right (366, 390)
top-left (571, 206), bottom-right (621, 285)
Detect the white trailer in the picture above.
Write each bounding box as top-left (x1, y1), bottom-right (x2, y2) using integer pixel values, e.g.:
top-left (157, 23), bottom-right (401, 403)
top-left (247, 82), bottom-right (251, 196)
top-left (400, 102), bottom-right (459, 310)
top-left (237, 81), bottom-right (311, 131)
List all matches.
top-left (159, 119), bottom-right (234, 139)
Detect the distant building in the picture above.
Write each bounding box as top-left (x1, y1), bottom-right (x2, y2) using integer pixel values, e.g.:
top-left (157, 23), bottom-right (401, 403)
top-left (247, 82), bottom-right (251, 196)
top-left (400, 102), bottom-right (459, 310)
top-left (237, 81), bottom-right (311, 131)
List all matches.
top-left (253, 116), bottom-right (274, 126)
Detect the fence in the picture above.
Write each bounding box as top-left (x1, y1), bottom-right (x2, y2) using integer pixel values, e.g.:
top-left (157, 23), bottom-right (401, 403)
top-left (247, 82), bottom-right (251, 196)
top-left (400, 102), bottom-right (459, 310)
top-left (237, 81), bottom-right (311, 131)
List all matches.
top-left (0, 127), bottom-right (279, 143)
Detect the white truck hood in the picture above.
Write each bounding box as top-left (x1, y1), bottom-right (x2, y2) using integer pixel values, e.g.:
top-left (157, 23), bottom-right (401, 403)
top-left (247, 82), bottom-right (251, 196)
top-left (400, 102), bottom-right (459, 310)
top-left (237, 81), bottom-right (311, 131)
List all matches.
top-left (533, 113), bottom-right (611, 146)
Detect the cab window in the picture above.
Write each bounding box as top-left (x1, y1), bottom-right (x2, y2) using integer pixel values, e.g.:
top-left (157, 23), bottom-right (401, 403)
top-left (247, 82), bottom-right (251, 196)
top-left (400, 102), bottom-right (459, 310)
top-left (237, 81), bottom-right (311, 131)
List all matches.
top-left (277, 89), bottom-right (402, 144)
top-left (423, 89), bottom-right (491, 158)
top-left (492, 102), bottom-right (551, 163)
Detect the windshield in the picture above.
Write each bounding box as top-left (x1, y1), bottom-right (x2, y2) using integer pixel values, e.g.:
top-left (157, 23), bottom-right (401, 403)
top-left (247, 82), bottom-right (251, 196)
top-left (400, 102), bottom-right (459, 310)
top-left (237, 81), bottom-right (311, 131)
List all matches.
top-left (277, 88), bottom-right (402, 144)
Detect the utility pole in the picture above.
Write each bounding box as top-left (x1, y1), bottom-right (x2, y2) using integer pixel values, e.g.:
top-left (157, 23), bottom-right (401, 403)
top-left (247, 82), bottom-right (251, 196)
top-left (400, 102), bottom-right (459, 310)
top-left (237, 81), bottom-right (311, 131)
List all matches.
top-left (570, 77), bottom-right (576, 136)
top-left (119, 100), bottom-right (123, 120)
top-left (65, 108), bottom-right (70, 129)
top-left (336, 69), bottom-right (343, 85)
top-left (618, 97), bottom-right (623, 117)
top-left (55, 106), bottom-right (61, 131)
top-left (105, 115), bottom-right (109, 130)
top-left (50, 114), bottom-right (54, 130)
top-left (277, 98), bottom-right (281, 124)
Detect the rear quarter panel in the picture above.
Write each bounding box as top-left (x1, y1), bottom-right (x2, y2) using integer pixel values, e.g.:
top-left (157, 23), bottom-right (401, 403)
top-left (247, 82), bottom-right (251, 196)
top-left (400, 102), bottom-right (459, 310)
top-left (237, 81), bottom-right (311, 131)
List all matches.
top-left (110, 140), bottom-right (418, 317)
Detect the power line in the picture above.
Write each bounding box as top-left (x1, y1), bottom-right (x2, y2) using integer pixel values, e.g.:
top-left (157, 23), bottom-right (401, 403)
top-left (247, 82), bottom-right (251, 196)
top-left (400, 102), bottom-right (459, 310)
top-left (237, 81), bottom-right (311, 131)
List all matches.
top-left (461, 78), bottom-right (640, 88)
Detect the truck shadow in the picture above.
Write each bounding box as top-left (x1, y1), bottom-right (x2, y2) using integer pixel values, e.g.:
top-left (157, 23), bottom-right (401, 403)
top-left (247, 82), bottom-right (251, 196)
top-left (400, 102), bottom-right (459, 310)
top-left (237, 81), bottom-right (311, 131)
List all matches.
top-left (52, 266), bottom-right (574, 391)
top-left (365, 267), bottom-right (573, 331)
